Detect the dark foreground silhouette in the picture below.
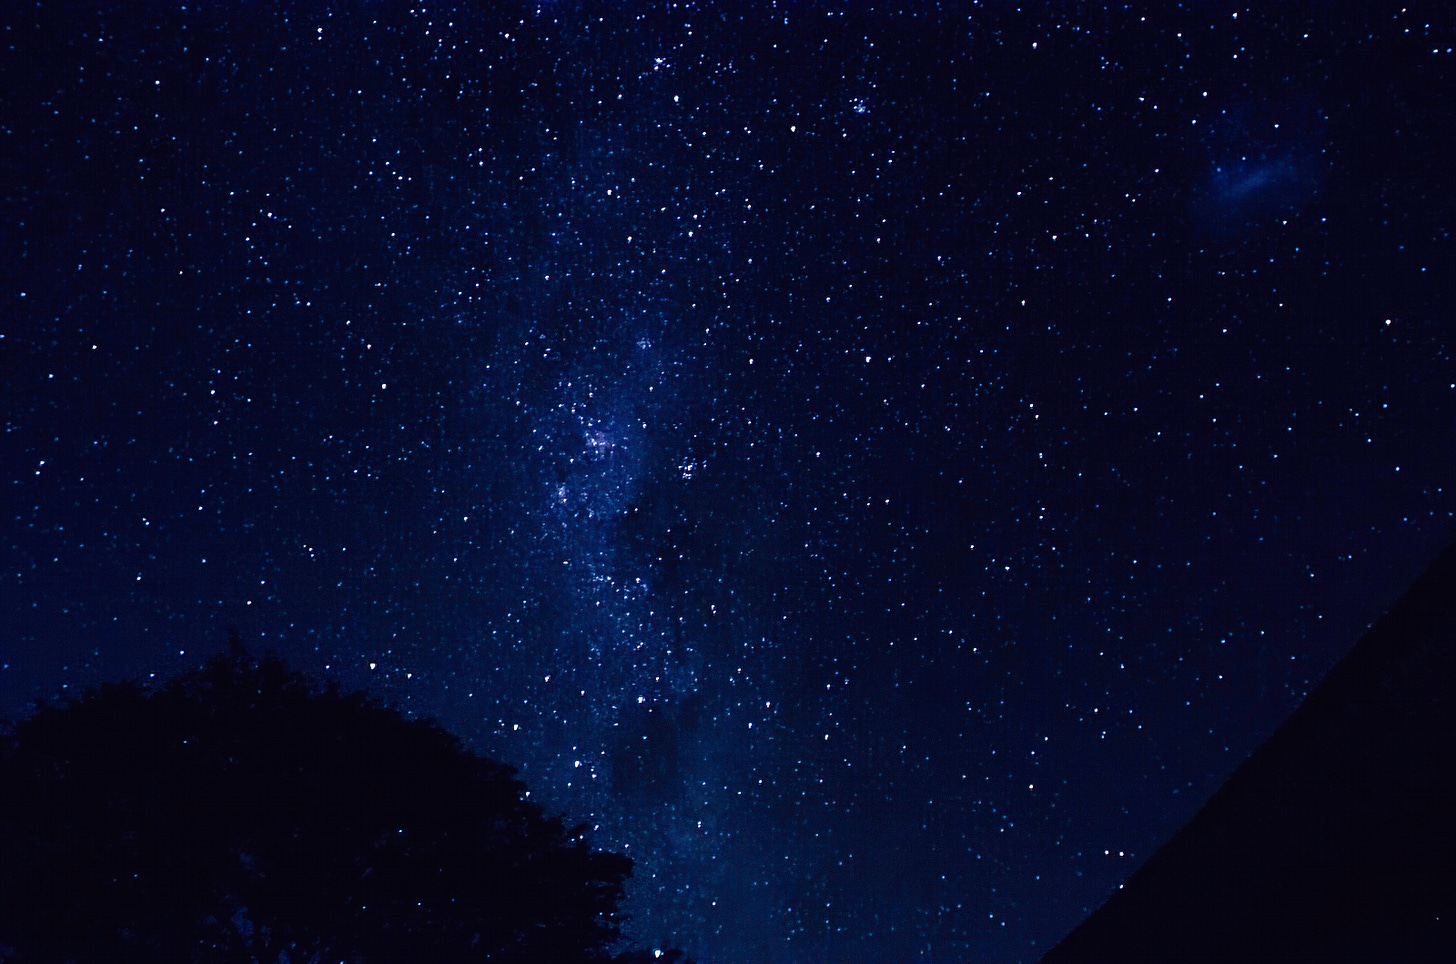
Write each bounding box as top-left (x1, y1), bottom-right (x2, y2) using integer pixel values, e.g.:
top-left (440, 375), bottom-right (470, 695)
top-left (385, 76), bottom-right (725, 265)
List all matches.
top-left (0, 643), bottom-right (685, 964)
top-left (1041, 539), bottom-right (1456, 963)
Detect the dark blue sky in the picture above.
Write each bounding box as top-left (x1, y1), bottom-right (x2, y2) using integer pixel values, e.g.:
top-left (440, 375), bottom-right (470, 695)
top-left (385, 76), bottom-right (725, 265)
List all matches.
top-left (4, 2), bottom-right (1453, 962)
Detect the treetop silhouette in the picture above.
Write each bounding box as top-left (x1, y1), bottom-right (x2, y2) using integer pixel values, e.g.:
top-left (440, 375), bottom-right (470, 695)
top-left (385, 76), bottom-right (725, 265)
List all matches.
top-left (0, 644), bottom-right (647, 964)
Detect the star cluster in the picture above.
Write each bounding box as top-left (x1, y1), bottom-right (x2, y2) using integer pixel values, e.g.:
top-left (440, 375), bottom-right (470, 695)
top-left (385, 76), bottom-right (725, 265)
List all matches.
top-left (4, 2), bottom-right (1453, 962)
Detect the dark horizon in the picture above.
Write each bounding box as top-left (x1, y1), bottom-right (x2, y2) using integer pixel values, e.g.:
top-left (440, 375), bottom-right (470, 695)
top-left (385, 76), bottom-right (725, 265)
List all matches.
top-left (1041, 536), bottom-right (1455, 962)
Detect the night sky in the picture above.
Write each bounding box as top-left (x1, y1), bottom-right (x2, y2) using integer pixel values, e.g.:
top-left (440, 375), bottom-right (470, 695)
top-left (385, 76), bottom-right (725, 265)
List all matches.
top-left (3, 2), bottom-right (1453, 962)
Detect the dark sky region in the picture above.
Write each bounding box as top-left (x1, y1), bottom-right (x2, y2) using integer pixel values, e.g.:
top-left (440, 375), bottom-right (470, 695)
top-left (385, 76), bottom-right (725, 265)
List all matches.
top-left (2, 2), bottom-right (1452, 962)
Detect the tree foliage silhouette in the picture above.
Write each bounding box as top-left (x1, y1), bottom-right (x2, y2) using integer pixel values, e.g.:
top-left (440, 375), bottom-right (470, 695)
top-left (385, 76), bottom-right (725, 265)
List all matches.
top-left (0, 646), bottom-right (642, 964)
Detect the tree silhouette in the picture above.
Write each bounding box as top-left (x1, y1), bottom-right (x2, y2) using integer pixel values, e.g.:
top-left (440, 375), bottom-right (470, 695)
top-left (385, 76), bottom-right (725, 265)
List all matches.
top-left (0, 644), bottom-right (651, 964)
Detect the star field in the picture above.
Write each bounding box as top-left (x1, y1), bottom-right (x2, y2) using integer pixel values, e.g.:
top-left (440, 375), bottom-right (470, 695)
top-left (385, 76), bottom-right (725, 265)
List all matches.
top-left (4, 2), bottom-right (1454, 962)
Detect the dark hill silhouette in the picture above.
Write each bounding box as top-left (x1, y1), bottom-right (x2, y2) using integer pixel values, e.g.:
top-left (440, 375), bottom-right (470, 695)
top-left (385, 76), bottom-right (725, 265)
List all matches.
top-left (1041, 539), bottom-right (1456, 963)
top-left (0, 643), bottom-right (677, 964)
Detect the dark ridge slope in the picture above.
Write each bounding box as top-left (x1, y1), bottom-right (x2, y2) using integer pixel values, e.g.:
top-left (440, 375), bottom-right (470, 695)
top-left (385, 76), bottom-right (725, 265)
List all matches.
top-left (1041, 537), bottom-right (1456, 964)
